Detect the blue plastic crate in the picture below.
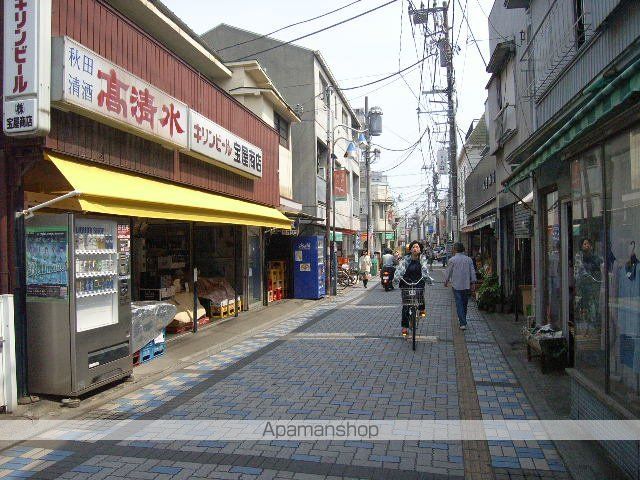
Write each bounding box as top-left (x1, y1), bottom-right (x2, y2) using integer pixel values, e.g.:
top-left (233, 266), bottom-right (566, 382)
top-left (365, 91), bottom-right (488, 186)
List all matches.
top-left (153, 341), bottom-right (166, 358)
top-left (140, 342), bottom-right (155, 363)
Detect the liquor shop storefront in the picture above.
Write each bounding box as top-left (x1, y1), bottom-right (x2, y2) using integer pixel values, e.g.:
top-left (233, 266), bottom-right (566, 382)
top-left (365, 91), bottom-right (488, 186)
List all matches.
top-left (1, 0), bottom-right (290, 397)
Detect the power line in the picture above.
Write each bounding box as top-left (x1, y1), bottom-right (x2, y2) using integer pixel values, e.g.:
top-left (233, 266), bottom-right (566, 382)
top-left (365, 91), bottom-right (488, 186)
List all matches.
top-left (217, 0), bottom-right (364, 52)
top-left (456, 0), bottom-right (487, 67)
top-left (344, 61), bottom-right (425, 102)
top-left (376, 142), bottom-right (422, 173)
top-left (338, 52), bottom-right (434, 91)
top-left (372, 127), bottom-right (430, 152)
top-left (473, 0), bottom-right (508, 41)
top-left (230, 0), bottom-right (399, 62)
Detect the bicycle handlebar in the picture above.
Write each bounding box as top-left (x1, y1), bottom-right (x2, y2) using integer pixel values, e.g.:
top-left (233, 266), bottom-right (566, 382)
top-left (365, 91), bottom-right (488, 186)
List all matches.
top-left (398, 276), bottom-right (434, 287)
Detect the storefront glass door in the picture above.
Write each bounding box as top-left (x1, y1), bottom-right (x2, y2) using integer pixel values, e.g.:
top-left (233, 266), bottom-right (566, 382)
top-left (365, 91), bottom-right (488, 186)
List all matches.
top-left (543, 190), bottom-right (562, 328)
top-left (570, 149), bottom-right (605, 384)
top-left (247, 227), bottom-right (262, 306)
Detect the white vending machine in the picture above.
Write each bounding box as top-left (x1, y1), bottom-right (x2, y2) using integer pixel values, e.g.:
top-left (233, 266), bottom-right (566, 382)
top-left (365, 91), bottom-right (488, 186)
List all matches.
top-left (26, 213), bottom-right (132, 396)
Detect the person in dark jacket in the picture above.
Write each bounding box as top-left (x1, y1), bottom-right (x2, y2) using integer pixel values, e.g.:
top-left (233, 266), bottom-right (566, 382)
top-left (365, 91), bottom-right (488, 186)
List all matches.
top-left (394, 241), bottom-right (433, 336)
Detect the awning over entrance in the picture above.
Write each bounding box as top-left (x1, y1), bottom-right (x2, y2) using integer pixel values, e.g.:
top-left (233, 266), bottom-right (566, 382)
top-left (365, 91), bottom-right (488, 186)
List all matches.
top-left (461, 214), bottom-right (496, 233)
top-left (43, 153), bottom-right (292, 229)
top-left (504, 56), bottom-right (640, 190)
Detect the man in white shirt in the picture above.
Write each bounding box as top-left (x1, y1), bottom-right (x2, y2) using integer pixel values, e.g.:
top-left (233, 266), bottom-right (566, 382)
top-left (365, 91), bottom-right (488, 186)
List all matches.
top-left (444, 242), bottom-right (477, 330)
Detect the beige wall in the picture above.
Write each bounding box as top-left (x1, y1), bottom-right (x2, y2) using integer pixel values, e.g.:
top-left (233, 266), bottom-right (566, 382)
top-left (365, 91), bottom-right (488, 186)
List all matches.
top-left (221, 65), bottom-right (295, 200)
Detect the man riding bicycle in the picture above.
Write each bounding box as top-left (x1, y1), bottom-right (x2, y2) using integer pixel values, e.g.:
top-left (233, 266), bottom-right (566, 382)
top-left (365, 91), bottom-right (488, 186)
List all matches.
top-left (393, 240), bottom-right (433, 336)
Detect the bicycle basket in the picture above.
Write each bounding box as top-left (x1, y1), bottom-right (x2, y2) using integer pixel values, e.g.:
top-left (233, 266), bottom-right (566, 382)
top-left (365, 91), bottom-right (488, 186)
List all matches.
top-left (401, 287), bottom-right (424, 306)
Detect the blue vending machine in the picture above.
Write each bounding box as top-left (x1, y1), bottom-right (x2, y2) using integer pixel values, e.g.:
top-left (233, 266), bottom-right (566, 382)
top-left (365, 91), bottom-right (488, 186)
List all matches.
top-left (293, 235), bottom-right (326, 299)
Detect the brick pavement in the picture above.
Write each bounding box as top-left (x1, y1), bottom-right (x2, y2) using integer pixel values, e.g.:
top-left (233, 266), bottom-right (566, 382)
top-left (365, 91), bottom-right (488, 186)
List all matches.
top-left (0, 275), bottom-right (574, 479)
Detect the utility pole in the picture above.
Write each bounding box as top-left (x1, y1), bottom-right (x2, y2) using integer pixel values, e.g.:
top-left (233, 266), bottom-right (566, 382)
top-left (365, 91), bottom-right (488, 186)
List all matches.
top-left (412, 1), bottom-right (457, 242)
top-left (364, 96), bottom-right (372, 257)
top-left (443, 2), bottom-right (458, 242)
top-left (325, 85), bottom-right (332, 295)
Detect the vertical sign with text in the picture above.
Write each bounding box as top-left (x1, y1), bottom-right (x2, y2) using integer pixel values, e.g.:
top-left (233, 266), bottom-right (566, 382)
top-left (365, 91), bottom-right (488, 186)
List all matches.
top-left (3, 0), bottom-right (51, 136)
top-left (333, 169), bottom-right (348, 201)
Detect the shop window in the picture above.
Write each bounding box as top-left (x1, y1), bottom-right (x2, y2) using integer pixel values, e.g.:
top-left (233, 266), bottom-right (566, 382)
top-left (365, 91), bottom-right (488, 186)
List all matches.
top-left (543, 190), bottom-right (562, 329)
top-left (606, 126), bottom-right (640, 407)
top-left (571, 148), bottom-right (605, 386)
top-left (274, 113), bottom-right (289, 149)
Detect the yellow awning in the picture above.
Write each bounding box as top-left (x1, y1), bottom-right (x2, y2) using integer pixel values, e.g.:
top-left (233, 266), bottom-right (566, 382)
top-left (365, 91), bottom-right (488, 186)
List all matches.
top-left (44, 153), bottom-right (292, 229)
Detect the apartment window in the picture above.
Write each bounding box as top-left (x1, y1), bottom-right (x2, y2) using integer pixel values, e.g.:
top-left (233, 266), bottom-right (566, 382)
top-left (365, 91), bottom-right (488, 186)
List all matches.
top-left (342, 108), bottom-right (349, 130)
top-left (319, 75), bottom-right (328, 105)
top-left (352, 174), bottom-right (360, 201)
top-left (573, 0), bottom-right (586, 49)
top-left (317, 139), bottom-right (328, 177)
top-left (274, 113), bottom-right (289, 149)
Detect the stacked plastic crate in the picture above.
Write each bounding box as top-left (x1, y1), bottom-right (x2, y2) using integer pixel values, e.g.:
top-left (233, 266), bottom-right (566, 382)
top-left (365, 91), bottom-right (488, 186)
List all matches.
top-left (133, 329), bottom-right (166, 365)
top-left (267, 261), bottom-right (287, 303)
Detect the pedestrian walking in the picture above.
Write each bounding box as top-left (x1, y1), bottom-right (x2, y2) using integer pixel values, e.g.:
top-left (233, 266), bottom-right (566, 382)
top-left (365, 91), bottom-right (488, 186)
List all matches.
top-left (444, 242), bottom-right (477, 330)
top-left (425, 243), bottom-right (434, 267)
top-left (359, 250), bottom-right (372, 288)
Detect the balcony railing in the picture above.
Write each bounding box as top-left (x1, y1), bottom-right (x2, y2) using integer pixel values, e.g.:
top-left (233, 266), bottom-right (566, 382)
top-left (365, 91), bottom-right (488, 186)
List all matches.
top-left (521, 2), bottom-right (594, 102)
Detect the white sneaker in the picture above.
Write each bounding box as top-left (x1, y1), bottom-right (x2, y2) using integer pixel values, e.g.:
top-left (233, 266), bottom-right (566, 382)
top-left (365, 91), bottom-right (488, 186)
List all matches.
top-left (459, 325), bottom-right (467, 330)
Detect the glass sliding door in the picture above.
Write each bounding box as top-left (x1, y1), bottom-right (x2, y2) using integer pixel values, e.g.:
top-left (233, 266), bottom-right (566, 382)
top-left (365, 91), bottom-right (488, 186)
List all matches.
top-left (247, 227), bottom-right (263, 306)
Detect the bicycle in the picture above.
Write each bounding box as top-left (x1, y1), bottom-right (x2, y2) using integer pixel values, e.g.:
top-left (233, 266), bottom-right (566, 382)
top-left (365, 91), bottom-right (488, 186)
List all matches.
top-left (337, 265), bottom-right (358, 288)
top-left (400, 279), bottom-right (426, 351)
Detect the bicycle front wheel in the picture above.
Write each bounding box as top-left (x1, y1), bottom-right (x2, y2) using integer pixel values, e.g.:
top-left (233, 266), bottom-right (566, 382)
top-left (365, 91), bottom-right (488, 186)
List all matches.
top-left (412, 311), bottom-right (417, 351)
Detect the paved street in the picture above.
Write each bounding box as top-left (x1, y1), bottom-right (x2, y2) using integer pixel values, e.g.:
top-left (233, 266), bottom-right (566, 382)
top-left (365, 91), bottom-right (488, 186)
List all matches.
top-left (1, 270), bottom-right (571, 480)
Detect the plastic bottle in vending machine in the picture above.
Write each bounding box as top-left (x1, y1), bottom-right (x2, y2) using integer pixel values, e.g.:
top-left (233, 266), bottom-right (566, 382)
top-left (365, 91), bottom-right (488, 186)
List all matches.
top-left (97, 228), bottom-right (105, 249)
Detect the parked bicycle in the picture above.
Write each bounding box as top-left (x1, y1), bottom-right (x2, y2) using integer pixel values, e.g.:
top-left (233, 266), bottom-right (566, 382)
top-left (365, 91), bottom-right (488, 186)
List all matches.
top-left (337, 264), bottom-right (358, 288)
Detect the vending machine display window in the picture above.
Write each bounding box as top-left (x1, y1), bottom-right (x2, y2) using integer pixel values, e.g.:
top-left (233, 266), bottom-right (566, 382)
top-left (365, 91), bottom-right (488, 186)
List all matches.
top-left (74, 218), bottom-right (119, 332)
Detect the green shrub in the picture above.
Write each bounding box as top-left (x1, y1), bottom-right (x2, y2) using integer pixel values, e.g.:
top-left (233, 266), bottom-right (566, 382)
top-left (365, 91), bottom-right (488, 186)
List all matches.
top-left (477, 274), bottom-right (501, 311)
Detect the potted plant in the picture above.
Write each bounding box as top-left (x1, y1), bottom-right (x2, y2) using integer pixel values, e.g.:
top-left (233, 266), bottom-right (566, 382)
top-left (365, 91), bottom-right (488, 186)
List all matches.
top-left (473, 269), bottom-right (484, 301)
top-left (477, 274), bottom-right (501, 312)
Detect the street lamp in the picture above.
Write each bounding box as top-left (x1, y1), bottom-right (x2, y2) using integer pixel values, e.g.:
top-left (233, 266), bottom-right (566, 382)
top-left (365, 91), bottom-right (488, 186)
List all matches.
top-left (326, 124), bottom-right (368, 296)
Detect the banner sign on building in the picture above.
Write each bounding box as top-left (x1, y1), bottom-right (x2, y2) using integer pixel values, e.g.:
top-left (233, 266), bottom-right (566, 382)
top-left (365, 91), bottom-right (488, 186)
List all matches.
top-left (437, 148), bottom-right (448, 175)
top-left (333, 169), bottom-right (348, 200)
top-left (3, 0), bottom-right (51, 136)
top-left (189, 110), bottom-right (263, 178)
top-left (52, 37), bottom-right (188, 148)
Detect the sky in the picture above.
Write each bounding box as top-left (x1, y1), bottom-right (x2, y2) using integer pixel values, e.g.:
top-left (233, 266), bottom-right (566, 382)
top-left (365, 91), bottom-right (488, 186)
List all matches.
top-left (162, 0), bottom-right (494, 215)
